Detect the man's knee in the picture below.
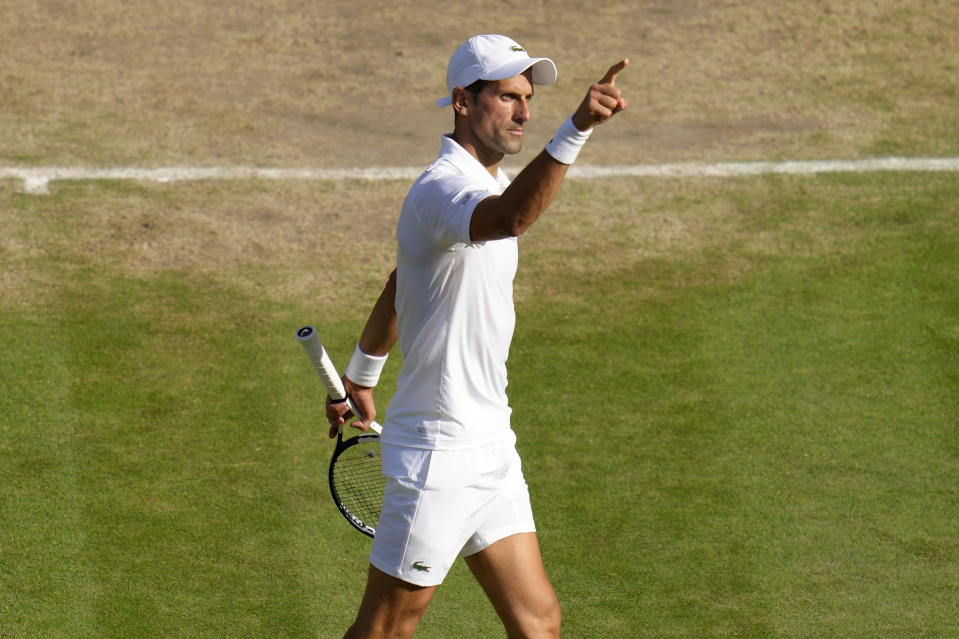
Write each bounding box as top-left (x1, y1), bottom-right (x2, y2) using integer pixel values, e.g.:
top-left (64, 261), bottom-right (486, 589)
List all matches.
top-left (345, 566), bottom-right (435, 639)
top-left (508, 595), bottom-right (561, 639)
top-left (344, 605), bottom-right (426, 639)
top-left (537, 598), bottom-right (562, 638)
top-left (539, 595), bottom-right (562, 638)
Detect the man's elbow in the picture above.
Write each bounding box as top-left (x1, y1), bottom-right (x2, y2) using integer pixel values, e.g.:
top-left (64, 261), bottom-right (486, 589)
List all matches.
top-left (506, 218), bottom-right (531, 238)
top-left (470, 197), bottom-right (535, 240)
top-left (471, 214), bottom-right (527, 241)
top-left (504, 206), bottom-right (537, 237)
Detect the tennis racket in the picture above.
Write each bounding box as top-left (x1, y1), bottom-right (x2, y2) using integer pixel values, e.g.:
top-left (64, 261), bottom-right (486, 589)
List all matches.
top-left (296, 325), bottom-right (384, 538)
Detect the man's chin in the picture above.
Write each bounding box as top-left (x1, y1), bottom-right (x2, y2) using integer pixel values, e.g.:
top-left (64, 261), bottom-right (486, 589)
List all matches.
top-left (501, 141), bottom-right (523, 155)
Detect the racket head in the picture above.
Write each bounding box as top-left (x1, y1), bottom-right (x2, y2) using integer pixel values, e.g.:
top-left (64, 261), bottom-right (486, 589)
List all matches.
top-left (328, 431), bottom-right (385, 538)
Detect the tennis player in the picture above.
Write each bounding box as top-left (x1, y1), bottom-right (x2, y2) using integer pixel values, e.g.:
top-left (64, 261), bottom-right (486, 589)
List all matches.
top-left (326, 34), bottom-right (628, 639)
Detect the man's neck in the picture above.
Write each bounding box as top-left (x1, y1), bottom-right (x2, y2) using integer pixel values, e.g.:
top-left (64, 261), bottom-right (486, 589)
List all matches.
top-left (451, 131), bottom-right (502, 178)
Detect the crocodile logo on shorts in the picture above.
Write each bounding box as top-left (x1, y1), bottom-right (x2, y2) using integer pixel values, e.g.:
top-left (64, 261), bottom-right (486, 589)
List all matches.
top-left (412, 561), bottom-right (431, 573)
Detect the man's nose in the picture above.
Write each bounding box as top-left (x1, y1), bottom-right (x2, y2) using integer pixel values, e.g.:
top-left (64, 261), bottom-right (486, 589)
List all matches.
top-left (514, 98), bottom-right (531, 123)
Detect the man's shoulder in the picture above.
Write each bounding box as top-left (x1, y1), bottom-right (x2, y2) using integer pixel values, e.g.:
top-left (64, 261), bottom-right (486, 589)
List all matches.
top-left (409, 156), bottom-right (481, 203)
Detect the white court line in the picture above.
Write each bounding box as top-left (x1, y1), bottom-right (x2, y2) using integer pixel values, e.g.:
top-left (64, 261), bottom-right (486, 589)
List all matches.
top-left (3, 157), bottom-right (959, 194)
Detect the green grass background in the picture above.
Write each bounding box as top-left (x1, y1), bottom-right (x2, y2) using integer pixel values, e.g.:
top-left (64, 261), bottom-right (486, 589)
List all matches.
top-left (2, 171), bottom-right (957, 637)
top-left (3, 1), bottom-right (959, 634)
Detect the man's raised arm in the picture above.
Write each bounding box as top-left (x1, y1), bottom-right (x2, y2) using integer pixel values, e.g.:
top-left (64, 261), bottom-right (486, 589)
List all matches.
top-left (469, 59), bottom-right (629, 243)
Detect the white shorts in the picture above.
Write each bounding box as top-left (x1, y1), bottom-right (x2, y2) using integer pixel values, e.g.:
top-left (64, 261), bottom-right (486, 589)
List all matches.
top-left (369, 434), bottom-right (536, 587)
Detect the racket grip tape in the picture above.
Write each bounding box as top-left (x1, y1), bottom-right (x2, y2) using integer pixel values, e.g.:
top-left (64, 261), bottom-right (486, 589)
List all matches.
top-left (296, 325), bottom-right (347, 400)
top-left (296, 325), bottom-right (383, 435)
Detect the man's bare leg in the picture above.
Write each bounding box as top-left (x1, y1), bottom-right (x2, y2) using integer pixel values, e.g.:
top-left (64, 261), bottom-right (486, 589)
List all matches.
top-left (463, 532), bottom-right (561, 639)
top-left (344, 565), bottom-right (437, 639)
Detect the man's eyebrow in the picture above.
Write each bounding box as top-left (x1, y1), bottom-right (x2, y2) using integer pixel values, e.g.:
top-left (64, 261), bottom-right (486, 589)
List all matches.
top-left (502, 89), bottom-right (535, 99)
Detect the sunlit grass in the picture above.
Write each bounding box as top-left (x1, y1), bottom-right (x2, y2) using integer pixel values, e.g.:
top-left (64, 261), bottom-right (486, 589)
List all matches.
top-left (3, 172), bottom-right (956, 636)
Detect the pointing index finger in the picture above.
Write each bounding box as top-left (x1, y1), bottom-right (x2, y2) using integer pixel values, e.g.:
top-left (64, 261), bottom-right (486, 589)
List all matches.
top-left (600, 58), bottom-right (629, 86)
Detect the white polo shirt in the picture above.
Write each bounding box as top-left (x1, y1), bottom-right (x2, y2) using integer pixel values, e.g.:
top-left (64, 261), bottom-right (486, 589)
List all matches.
top-left (383, 135), bottom-right (517, 450)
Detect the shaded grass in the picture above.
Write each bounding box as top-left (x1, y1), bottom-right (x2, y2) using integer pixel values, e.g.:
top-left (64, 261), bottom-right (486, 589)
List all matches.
top-left (2, 272), bottom-right (331, 636)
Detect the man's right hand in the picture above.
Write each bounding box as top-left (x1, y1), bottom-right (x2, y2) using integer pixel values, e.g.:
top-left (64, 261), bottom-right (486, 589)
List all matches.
top-left (571, 59), bottom-right (629, 131)
top-left (325, 377), bottom-right (377, 439)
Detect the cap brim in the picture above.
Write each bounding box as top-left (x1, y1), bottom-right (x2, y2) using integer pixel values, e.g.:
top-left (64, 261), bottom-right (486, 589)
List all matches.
top-left (437, 57), bottom-right (557, 107)
top-left (482, 57), bottom-right (557, 85)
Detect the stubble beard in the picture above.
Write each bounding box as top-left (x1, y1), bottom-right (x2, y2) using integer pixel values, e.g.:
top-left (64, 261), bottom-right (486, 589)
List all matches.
top-left (492, 128), bottom-right (524, 156)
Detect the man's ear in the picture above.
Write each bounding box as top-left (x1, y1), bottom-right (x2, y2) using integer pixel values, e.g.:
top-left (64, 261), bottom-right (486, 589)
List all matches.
top-left (451, 87), bottom-right (471, 117)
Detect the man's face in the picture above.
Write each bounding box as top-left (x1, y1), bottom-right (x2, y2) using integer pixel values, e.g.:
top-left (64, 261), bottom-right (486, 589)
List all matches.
top-left (466, 70), bottom-right (534, 157)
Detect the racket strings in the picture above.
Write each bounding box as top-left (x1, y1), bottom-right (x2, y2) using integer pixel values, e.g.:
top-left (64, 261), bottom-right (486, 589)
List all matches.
top-left (332, 443), bottom-right (385, 528)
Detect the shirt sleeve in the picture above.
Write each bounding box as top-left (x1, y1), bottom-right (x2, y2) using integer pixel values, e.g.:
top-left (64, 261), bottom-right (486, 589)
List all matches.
top-left (413, 173), bottom-right (495, 248)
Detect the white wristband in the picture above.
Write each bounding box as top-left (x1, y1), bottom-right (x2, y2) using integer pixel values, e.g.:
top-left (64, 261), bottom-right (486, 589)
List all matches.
top-left (545, 116), bottom-right (593, 165)
top-left (345, 343), bottom-right (388, 388)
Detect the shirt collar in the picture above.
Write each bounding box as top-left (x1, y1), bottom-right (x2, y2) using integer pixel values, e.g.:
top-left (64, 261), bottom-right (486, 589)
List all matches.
top-left (439, 134), bottom-right (508, 191)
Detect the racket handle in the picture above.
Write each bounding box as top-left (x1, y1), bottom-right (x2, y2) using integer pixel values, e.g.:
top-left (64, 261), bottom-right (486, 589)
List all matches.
top-left (296, 325), bottom-right (382, 435)
top-left (296, 325), bottom-right (347, 399)
top-left (343, 397), bottom-right (383, 435)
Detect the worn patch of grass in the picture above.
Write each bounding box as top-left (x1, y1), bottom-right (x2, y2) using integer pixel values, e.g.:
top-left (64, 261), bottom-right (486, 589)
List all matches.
top-left (2, 0), bottom-right (958, 168)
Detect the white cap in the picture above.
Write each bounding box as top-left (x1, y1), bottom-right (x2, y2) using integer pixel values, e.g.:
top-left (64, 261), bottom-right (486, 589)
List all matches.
top-left (437, 34), bottom-right (557, 107)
